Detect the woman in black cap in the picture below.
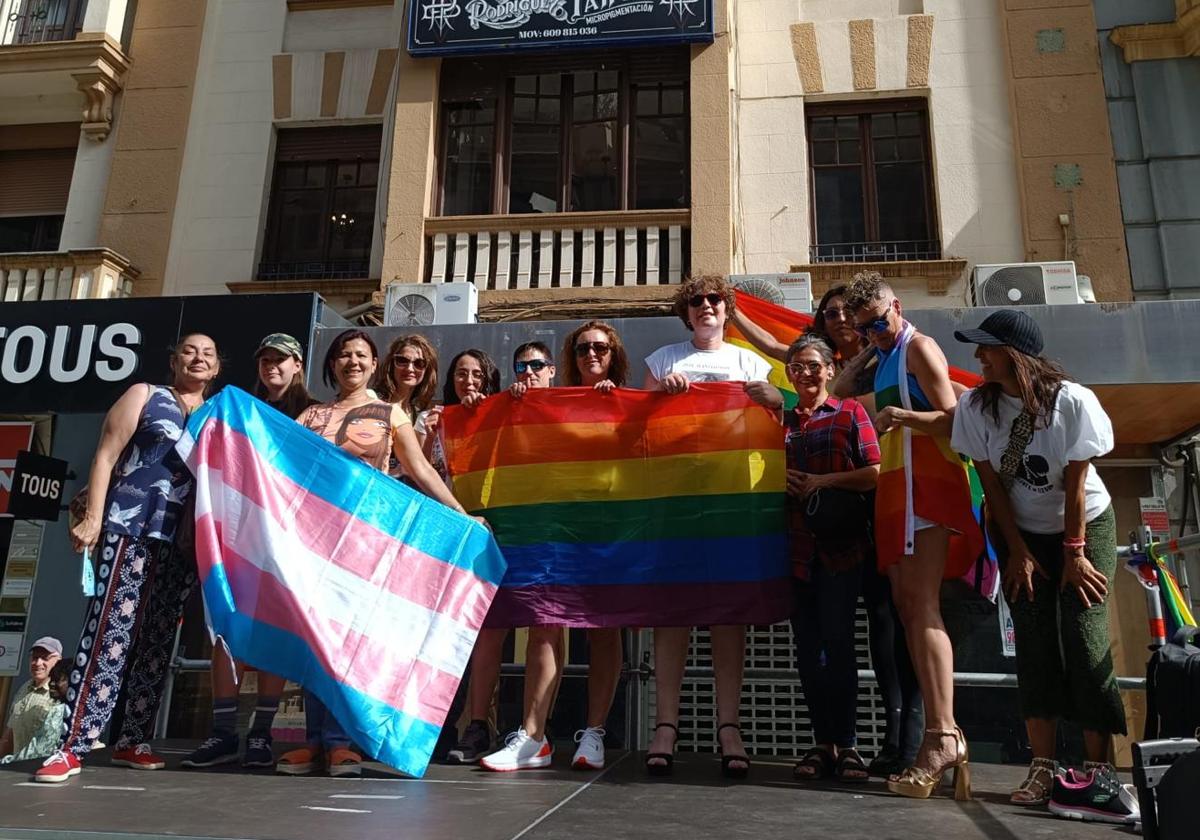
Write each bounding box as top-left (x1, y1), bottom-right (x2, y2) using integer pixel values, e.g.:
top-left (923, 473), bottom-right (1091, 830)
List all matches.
top-left (950, 310), bottom-right (1133, 823)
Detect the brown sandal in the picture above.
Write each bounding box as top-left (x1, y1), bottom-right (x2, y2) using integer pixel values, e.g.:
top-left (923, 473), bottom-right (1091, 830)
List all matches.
top-left (1011, 757), bottom-right (1058, 806)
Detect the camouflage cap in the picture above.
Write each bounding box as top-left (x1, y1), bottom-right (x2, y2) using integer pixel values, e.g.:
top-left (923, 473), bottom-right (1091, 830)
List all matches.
top-left (255, 333), bottom-right (304, 360)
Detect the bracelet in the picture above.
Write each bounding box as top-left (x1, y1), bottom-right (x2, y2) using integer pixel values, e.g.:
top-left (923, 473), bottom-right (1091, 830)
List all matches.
top-left (1062, 537), bottom-right (1086, 549)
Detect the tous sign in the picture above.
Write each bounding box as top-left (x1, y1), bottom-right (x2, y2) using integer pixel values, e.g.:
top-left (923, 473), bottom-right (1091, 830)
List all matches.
top-left (0, 323), bottom-right (141, 385)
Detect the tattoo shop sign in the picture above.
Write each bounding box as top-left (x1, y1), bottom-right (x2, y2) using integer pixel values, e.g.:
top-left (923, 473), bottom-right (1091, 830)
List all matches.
top-left (408, 0), bottom-right (714, 56)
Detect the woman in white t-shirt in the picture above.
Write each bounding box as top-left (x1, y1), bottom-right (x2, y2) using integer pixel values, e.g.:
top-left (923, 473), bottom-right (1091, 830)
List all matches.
top-left (950, 310), bottom-right (1128, 815)
top-left (643, 274), bottom-right (783, 780)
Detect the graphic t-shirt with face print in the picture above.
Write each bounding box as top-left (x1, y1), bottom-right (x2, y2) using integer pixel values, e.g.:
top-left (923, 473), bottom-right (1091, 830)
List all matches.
top-left (298, 399), bottom-right (410, 472)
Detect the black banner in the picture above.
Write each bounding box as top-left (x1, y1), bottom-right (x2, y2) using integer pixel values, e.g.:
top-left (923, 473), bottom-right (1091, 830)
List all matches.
top-left (0, 294), bottom-right (320, 414)
top-left (407, 0), bottom-right (713, 56)
top-left (6, 451), bottom-right (68, 521)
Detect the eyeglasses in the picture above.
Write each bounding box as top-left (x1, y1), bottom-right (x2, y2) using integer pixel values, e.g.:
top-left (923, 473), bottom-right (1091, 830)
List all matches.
top-left (822, 306), bottom-right (850, 322)
top-left (688, 293), bottom-right (724, 308)
top-left (785, 362), bottom-right (827, 376)
top-left (853, 315), bottom-right (891, 337)
top-left (393, 356), bottom-right (427, 371)
top-left (454, 369), bottom-right (484, 382)
top-left (574, 341), bottom-right (611, 358)
top-left (514, 358), bottom-right (551, 374)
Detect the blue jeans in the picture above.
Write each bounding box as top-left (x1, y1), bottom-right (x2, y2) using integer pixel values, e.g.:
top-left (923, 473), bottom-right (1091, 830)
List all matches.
top-left (303, 690), bottom-right (351, 750)
top-left (791, 565), bottom-right (861, 748)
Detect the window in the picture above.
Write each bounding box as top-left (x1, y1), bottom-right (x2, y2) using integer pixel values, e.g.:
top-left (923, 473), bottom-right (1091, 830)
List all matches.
top-left (0, 216), bottom-right (63, 252)
top-left (259, 125), bottom-right (382, 281)
top-left (806, 100), bottom-right (938, 262)
top-left (437, 50), bottom-right (689, 216)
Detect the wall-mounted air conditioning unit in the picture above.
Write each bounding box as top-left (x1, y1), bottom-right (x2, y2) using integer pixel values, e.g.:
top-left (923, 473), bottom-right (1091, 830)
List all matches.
top-left (384, 282), bottom-right (478, 326)
top-left (971, 261), bottom-right (1080, 307)
top-left (729, 273), bottom-right (813, 312)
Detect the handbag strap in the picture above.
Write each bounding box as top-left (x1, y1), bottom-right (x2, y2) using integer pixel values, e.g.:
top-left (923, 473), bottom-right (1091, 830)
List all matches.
top-left (998, 410), bottom-right (1035, 491)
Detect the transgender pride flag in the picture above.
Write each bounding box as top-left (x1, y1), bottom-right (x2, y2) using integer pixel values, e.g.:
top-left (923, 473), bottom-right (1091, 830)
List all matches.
top-left (176, 387), bottom-right (505, 777)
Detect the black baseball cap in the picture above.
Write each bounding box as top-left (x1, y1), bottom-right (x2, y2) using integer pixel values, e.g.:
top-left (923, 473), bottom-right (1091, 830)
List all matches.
top-left (954, 309), bottom-right (1043, 357)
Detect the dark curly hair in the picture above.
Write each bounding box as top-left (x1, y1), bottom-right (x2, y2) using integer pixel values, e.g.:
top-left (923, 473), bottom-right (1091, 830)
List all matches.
top-left (443, 349), bottom-right (501, 405)
top-left (671, 274), bottom-right (736, 331)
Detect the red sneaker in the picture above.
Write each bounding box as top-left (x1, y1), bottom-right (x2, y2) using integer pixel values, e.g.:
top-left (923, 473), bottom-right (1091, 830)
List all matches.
top-left (111, 743), bottom-right (166, 770)
top-left (34, 751), bottom-right (81, 783)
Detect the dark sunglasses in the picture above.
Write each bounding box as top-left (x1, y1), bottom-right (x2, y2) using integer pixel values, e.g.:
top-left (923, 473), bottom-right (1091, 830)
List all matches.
top-left (688, 293), bottom-right (724, 308)
top-left (514, 358), bottom-right (551, 374)
top-left (574, 341), bottom-right (611, 358)
top-left (393, 356), bottom-right (428, 371)
top-left (853, 316), bottom-right (891, 337)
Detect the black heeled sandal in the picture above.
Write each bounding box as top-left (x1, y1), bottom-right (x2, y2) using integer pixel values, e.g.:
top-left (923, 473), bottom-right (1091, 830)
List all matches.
top-left (645, 722), bottom-right (679, 777)
top-left (717, 723), bottom-right (750, 780)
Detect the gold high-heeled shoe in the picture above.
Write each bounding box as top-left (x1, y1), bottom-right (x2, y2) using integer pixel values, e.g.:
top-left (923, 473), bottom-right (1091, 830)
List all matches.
top-left (886, 727), bottom-right (971, 801)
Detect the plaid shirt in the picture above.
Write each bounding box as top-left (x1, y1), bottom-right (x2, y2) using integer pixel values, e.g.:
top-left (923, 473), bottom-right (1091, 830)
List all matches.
top-left (784, 397), bottom-right (881, 580)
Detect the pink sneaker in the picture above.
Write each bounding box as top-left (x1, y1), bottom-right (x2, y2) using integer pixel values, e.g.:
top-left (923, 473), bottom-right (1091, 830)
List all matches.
top-left (34, 751), bottom-right (81, 783)
top-left (111, 743), bottom-right (166, 770)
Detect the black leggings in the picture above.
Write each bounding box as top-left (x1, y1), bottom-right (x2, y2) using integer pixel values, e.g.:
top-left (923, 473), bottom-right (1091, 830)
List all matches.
top-left (861, 563), bottom-right (923, 760)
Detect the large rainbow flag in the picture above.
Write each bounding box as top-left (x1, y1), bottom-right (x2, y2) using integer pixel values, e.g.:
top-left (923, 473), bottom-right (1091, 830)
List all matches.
top-left (440, 384), bottom-right (790, 628)
top-left (176, 387), bottom-right (505, 778)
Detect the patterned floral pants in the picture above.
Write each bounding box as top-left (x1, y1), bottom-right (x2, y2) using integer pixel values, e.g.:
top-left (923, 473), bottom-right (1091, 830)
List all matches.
top-left (60, 531), bottom-right (197, 757)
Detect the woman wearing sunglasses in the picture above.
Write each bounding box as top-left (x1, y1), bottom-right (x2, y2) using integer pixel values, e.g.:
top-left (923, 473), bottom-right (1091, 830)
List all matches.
top-left (644, 275), bottom-right (783, 780)
top-left (559, 321), bottom-right (628, 770)
top-left (834, 273), bottom-right (982, 801)
top-left (375, 335), bottom-right (440, 482)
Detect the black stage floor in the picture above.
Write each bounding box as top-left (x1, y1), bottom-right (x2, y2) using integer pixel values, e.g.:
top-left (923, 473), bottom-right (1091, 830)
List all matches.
top-left (0, 742), bottom-right (1139, 840)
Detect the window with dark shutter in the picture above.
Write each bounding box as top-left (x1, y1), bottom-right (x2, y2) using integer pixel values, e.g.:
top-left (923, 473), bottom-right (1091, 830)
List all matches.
top-left (259, 124), bottom-right (383, 281)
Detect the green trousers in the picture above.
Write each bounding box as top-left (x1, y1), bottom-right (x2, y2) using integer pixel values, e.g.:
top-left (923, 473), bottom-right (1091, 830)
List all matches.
top-left (1003, 505), bottom-right (1127, 735)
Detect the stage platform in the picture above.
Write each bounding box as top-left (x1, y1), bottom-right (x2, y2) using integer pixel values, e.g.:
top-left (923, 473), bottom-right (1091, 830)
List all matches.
top-left (0, 742), bottom-right (1139, 840)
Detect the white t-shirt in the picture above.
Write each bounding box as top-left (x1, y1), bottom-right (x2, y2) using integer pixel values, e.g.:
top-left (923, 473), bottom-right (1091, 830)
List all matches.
top-left (645, 340), bottom-right (772, 384)
top-left (951, 381), bottom-right (1112, 534)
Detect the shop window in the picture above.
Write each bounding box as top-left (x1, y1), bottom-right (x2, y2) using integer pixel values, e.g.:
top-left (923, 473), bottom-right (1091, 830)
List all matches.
top-left (806, 100), bottom-right (939, 263)
top-left (259, 125), bottom-right (382, 281)
top-left (437, 50), bottom-right (689, 216)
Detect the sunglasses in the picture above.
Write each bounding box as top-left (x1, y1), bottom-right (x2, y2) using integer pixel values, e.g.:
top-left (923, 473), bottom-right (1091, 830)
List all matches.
top-left (393, 356), bottom-right (427, 371)
top-left (688, 293), bottom-right (724, 308)
top-left (785, 362), bottom-right (827, 376)
top-left (822, 306), bottom-right (850, 322)
top-left (514, 358), bottom-right (551, 374)
top-left (574, 341), bottom-right (611, 358)
top-left (853, 316), bottom-right (891, 337)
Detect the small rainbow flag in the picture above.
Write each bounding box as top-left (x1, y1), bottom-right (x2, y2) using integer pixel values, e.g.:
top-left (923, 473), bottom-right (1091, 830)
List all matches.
top-left (727, 291), bottom-right (983, 406)
top-left (440, 384), bottom-right (791, 628)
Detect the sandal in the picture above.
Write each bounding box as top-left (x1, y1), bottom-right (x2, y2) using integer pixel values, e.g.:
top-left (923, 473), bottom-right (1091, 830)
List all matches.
top-left (645, 722), bottom-right (678, 777)
top-left (793, 746), bottom-right (835, 781)
top-left (1011, 757), bottom-right (1059, 806)
top-left (834, 748), bottom-right (870, 782)
top-left (717, 723), bottom-right (750, 780)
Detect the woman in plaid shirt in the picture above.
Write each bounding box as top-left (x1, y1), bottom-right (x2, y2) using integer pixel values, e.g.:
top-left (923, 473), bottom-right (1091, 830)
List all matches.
top-left (784, 334), bottom-right (881, 783)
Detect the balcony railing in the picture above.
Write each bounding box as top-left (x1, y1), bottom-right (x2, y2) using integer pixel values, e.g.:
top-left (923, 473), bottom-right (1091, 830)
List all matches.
top-left (0, 248), bottom-right (137, 301)
top-left (1, 0), bottom-right (87, 46)
top-left (808, 240), bottom-right (942, 264)
top-left (424, 209), bottom-right (691, 289)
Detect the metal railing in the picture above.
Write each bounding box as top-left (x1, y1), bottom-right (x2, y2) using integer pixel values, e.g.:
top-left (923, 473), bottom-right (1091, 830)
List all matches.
top-left (1, 0), bottom-right (86, 46)
top-left (809, 239), bottom-right (942, 263)
top-left (256, 259), bottom-right (370, 282)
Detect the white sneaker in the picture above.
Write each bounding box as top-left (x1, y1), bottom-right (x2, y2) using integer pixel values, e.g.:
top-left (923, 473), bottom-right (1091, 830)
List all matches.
top-left (571, 726), bottom-right (606, 770)
top-left (479, 728), bottom-right (553, 772)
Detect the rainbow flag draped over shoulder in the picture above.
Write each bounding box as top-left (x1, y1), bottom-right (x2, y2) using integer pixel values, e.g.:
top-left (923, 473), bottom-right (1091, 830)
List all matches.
top-left (440, 384), bottom-right (790, 628)
top-left (176, 387), bottom-right (505, 778)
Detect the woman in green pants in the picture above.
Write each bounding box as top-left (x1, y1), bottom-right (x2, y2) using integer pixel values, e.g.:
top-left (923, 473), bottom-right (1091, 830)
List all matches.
top-left (951, 309), bottom-right (1134, 825)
